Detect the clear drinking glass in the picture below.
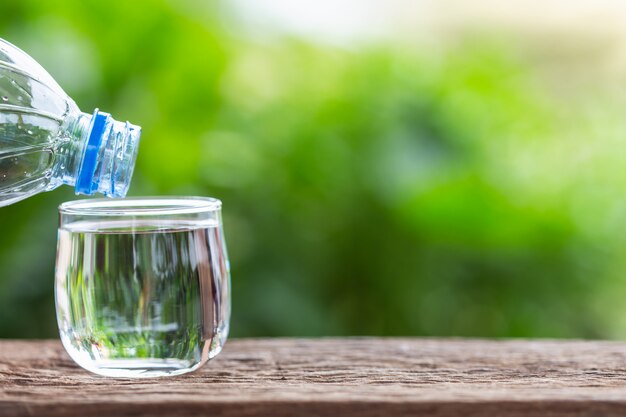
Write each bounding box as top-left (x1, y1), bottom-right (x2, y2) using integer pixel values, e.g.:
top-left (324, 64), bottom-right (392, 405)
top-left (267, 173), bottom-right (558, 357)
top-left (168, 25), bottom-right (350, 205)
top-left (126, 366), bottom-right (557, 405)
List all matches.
top-left (55, 197), bottom-right (230, 377)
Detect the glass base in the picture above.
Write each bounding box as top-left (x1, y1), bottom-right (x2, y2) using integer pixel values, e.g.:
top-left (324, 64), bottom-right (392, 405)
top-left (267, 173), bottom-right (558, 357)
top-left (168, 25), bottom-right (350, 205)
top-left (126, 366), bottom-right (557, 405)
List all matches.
top-left (77, 358), bottom-right (205, 378)
top-left (58, 326), bottom-right (228, 378)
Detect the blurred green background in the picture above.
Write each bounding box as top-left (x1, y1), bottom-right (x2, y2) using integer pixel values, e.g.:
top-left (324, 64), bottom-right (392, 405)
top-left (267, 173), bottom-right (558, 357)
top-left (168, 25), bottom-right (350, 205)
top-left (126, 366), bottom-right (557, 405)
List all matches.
top-left (2, 0), bottom-right (626, 339)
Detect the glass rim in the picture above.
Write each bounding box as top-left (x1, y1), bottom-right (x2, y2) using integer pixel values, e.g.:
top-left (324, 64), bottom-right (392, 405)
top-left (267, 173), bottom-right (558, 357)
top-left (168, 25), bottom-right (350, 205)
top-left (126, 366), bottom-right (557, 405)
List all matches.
top-left (59, 196), bottom-right (222, 216)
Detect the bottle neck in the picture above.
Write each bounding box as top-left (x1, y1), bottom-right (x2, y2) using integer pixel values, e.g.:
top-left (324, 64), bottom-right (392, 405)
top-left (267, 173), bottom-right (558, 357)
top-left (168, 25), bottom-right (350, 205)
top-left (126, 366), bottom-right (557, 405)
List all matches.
top-left (57, 109), bottom-right (141, 198)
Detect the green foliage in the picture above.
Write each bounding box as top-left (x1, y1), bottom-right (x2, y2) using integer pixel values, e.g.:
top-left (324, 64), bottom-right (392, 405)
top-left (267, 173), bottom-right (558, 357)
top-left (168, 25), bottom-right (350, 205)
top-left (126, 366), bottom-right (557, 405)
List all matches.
top-left (0, 1), bottom-right (624, 339)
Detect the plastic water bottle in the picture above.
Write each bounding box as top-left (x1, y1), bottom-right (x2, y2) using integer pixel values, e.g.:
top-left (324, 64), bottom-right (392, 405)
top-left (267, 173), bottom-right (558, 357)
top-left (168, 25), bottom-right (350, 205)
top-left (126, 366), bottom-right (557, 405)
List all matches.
top-left (0, 38), bottom-right (141, 207)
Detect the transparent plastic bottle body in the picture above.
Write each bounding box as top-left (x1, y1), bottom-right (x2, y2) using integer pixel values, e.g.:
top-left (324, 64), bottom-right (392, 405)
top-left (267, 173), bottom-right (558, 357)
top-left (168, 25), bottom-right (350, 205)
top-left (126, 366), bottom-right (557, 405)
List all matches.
top-left (0, 38), bottom-right (141, 207)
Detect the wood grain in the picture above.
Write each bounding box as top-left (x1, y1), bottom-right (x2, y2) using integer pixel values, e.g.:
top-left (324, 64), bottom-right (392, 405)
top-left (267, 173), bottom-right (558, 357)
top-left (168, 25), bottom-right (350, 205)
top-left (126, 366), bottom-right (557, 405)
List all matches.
top-left (1, 338), bottom-right (626, 416)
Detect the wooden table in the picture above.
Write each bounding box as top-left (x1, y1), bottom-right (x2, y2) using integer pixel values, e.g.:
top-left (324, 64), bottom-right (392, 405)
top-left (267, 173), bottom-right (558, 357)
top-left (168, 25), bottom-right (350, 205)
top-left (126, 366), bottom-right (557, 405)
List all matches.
top-left (1, 338), bottom-right (626, 416)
